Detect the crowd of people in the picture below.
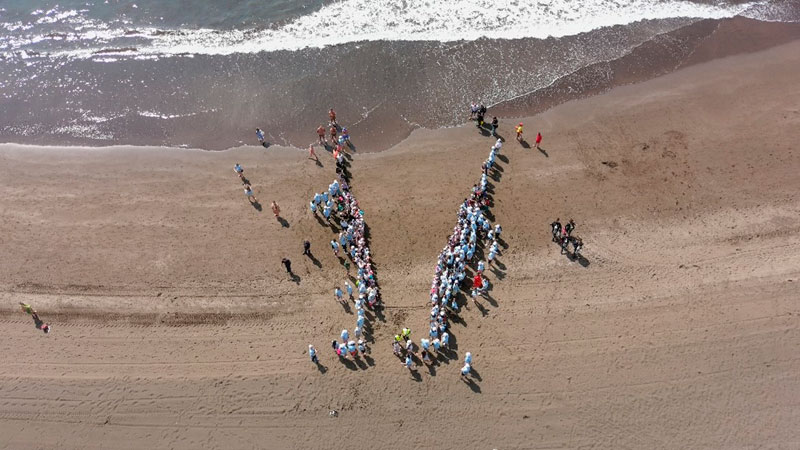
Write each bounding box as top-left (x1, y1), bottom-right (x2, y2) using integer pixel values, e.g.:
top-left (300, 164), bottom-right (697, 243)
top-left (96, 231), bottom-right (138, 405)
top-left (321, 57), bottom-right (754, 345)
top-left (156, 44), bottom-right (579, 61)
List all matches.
top-left (550, 218), bottom-right (584, 258)
top-left (397, 140), bottom-right (508, 378)
top-left (305, 120), bottom-right (382, 366)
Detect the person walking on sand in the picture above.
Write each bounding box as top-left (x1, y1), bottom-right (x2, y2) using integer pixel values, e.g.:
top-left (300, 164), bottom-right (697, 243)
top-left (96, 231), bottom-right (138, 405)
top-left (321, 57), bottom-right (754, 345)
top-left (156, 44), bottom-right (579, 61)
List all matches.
top-left (392, 340), bottom-right (403, 358)
top-left (281, 258), bottom-right (293, 275)
top-left (330, 239), bottom-right (340, 257)
top-left (345, 281), bottom-right (353, 299)
top-left (309, 344), bottom-right (319, 364)
top-left (19, 302), bottom-right (35, 315)
top-left (461, 362), bottom-right (471, 378)
top-left (329, 108), bottom-right (337, 126)
top-left (244, 184), bottom-right (258, 204)
top-left (334, 286), bottom-right (344, 303)
top-left (516, 123), bottom-right (524, 142)
top-left (403, 354), bottom-right (415, 371)
top-left (401, 327), bottom-right (411, 341)
top-left (303, 240), bottom-right (312, 256)
top-left (256, 128), bottom-right (265, 145)
top-left (317, 126), bottom-right (327, 144)
top-left (491, 117), bottom-right (499, 137)
top-left (234, 163), bottom-right (244, 180)
top-left (308, 144), bottom-right (319, 161)
top-left (271, 201), bottom-right (281, 218)
top-left (535, 132), bottom-right (542, 149)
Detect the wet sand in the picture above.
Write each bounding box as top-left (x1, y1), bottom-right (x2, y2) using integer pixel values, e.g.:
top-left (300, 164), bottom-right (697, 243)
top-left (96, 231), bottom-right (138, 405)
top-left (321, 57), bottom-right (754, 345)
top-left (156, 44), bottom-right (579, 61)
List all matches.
top-left (3, 17), bottom-right (800, 153)
top-left (1, 41), bottom-right (799, 449)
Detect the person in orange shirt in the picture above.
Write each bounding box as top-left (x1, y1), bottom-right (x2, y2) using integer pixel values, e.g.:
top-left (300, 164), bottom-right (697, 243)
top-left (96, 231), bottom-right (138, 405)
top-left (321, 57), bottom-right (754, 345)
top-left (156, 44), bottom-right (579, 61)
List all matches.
top-left (316, 125), bottom-right (326, 144)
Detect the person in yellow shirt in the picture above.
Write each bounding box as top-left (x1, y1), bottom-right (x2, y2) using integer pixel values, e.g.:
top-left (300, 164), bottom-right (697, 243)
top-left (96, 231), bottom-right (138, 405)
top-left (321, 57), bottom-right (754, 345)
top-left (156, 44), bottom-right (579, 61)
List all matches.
top-left (515, 122), bottom-right (524, 142)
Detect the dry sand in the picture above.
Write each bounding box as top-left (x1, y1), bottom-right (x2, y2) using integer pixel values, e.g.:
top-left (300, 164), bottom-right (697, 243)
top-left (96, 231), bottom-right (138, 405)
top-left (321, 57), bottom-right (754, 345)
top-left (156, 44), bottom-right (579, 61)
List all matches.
top-left (1, 41), bottom-right (799, 449)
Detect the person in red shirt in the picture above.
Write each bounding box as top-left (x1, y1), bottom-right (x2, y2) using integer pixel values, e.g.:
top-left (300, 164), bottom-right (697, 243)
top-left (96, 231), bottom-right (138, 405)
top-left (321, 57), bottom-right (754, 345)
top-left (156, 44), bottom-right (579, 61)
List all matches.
top-left (328, 108), bottom-right (337, 126)
top-left (330, 125), bottom-right (337, 143)
top-left (535, 132), bottom-right (542, 149)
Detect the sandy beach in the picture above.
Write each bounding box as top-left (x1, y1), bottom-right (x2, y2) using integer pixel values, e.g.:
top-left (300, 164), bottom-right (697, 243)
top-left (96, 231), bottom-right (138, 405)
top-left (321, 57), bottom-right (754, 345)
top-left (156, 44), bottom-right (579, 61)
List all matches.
top-left (1, 40), bottom-right (799, 449)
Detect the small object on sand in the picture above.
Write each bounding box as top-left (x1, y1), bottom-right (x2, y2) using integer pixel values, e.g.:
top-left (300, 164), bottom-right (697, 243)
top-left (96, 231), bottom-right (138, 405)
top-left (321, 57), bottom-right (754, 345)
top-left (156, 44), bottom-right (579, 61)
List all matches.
top-left (329, 410), bottom-right (338, 417)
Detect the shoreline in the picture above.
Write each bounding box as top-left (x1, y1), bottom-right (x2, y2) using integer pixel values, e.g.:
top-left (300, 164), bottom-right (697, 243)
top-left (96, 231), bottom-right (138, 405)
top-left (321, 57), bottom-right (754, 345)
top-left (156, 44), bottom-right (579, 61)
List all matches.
top-left (2, 17), bottom-right (799, 153)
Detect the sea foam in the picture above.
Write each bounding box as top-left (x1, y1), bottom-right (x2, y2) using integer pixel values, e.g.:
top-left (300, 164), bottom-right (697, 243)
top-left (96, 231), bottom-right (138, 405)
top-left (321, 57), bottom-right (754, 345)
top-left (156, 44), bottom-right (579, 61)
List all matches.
top-left (3, 0), bottom-right (779, 59)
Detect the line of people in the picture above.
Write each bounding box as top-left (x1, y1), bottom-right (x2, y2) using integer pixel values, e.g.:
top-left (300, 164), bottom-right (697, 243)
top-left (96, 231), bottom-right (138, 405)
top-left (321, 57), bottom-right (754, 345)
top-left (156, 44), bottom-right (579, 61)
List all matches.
top-left (408, 142), bottom-right (507, 378)
top-left (306, 129), bottom-right (382, 367)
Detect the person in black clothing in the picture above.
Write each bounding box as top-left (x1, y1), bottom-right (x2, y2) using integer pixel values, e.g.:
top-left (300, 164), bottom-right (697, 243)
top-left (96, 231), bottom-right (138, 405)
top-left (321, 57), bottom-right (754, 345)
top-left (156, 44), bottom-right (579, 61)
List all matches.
top-left (303, 240), bottom-right (312, 256)
top-left (491, 117), bottom-right (499, 137)
top-left (551, 219), bottom-right (562, 242)
top-left (565, 219), bottom-right (575, 236)
top-left (281, 258), bottom-right (292, 275)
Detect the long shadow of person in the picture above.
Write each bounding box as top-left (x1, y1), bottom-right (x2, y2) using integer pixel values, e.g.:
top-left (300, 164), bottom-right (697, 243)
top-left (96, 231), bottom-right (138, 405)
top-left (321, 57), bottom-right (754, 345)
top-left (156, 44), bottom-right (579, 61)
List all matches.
top-left (470, 367), bottom-right (483, 382)
top-left (316, 362), bottom-right (328, 374)
top-left (251, 201), bottom-right (262, 211)
top-left (277, 217), bottom-right (290, 228)
top-left (290, 273), bottom-right (301, 284)
top-left (410, 369), bottom-right (422, 382)
top-left (308, 254), bottom-right (322, 268)
top-left (462, 376), bottom-right (481, 393)
top-left (341, 358), bottom-right (358, 371)
top-left (577, 254), bottom-right (590, 268)
top-left (520, 139), bottom-right (531, 149)
top-left (538, 147), bottom-right (549, 157)
top-left (489, 267), bottom-right (505, 281)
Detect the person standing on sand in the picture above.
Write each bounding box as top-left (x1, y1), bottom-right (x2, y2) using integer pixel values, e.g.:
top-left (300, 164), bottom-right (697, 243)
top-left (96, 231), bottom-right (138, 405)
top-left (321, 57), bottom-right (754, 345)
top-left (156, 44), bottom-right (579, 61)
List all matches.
top-left (256, 128), bottom-right (266, 145)
top-left (470, 102), bottom-right (478, 120)
top-left (334, 286), bottom-right (344, 303)
top-left (329, 108), bottom-right (337, 126)
top-left (234, 163), bottom-right (244, 180)
top-left (308, 144), bottom-right (319, 161)
top-left (329, 125), bottom-right (337, 145)
top-left (282, 258), bottom-right (293, 275)
top-left (317, 126), bottom-right (326, 144)
top-left (516, 123), bottom-right (524, 142)
top-left (271, 201), bottom-right (280, 218)
top-left (401, 327), bottom-right (411, 341)
top-left (392, 340), bottom-right (403, 358)
top-left (403, 354), bottom-right (415, 371)
top-left (303, 240), bottom-right (312, 256)
top-left (309, 345), bottom-right (319, 364)
top-left (491, 117), bottom-right (499, 137)
top-left (536, 132), bottom-right (542, 149)
top-left (330, 239), bottom-right (340, 257)
top-left (244, 184), bottom-right (258, 204)
top-left (461, 362), bottom-right (471, 378)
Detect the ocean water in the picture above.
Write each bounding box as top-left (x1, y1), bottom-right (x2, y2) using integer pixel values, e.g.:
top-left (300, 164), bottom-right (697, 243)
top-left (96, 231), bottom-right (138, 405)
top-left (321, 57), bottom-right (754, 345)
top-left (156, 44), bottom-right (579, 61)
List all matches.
top-left (1, 0), bottom-right (798, 149)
